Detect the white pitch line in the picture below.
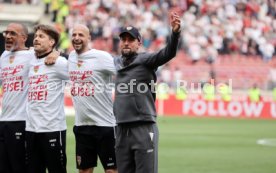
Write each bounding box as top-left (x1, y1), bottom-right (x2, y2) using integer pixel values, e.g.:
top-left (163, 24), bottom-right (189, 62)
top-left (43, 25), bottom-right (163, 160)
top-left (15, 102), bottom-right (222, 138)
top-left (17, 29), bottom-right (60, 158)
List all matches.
top-left (257, 138), bottom-right (276, 147)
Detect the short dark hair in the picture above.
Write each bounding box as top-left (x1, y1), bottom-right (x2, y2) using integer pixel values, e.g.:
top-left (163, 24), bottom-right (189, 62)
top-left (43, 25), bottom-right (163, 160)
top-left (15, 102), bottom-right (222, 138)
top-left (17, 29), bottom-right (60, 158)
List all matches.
top-left (34, 24), bottom-right (60, 48)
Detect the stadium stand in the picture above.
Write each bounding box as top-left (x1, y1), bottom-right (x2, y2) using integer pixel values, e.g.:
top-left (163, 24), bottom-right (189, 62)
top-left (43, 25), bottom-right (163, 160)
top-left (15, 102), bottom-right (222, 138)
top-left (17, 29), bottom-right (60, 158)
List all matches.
top-left (1, 0), bottom-right (276, 91)
top-left (168, 52), bottom-right (270, 90)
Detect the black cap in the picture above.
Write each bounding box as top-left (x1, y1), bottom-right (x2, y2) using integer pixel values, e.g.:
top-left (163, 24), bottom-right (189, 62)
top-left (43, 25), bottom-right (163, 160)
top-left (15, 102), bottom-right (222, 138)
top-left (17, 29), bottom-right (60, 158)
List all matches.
top-left (119, 26), bottom-right (141, 41)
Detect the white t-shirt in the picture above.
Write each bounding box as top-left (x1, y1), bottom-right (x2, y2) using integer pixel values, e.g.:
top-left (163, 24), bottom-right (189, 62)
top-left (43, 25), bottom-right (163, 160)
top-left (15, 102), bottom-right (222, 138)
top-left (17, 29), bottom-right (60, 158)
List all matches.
top-left (0, 50), bottom-right (33, 121)
top-left (26, 56), bottom-right (69, 132)
top-left (68, 49), bottom-right (116, 127)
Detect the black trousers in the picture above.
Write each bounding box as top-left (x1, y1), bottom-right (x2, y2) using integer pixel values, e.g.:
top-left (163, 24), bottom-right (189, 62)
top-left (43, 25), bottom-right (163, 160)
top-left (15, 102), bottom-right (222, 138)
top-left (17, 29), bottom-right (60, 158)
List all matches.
top-left (0, 121), bottom-right (26, 173)
top-left (25, 130), bottom-right (67, 173)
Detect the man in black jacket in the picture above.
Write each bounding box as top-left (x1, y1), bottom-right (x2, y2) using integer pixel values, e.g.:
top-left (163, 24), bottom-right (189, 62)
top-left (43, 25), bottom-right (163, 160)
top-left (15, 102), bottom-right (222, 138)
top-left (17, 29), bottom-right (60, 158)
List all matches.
top-left (113, 12), bottom-right (181, 173)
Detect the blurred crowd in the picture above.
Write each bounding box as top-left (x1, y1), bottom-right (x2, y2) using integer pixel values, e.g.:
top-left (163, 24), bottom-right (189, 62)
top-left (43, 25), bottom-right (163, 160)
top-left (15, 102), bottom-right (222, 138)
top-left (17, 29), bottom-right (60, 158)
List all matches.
top-left (2, 0), bottom-right (276, 63)
top-left (2, 0), bottom-right (276, 95)
top-left (182, 0), bottom-right (276, 63)
top-left (41, 0), bottom-right (186, 55)
top-left (42, 0), bottom-right (276, 63)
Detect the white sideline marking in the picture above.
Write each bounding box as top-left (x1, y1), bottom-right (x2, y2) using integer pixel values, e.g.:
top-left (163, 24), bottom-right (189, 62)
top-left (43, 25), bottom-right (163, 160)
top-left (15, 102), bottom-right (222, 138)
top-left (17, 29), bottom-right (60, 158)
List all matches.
top-left (257, 139), bottom-right (276, 147)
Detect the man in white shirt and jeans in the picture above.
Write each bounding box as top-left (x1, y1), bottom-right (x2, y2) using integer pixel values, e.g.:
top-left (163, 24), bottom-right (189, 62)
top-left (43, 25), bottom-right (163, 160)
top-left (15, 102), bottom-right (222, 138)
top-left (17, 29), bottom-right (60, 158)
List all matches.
top-left (25, 24), bottom-right (69, 173)
top-left (68, 24), bottom-right (117, 173)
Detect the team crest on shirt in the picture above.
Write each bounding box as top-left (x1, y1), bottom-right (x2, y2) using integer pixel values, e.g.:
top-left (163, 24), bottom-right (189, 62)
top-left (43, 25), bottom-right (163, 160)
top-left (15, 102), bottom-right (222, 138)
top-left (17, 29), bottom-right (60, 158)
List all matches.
top-left (34, 65), bottom-right (39, 73)
top-left (77, 60), bottom-right (83, 68)
top-left (9, 55), bottom-right (15, 64)
top-left (77, 156), bottom-right (81, 166)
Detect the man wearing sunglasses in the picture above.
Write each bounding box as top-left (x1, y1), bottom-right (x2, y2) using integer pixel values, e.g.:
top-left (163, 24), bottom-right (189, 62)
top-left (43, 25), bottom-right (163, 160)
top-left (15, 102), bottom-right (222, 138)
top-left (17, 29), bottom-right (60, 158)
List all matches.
top-left (0, 23), bottom-right (59, 173)
top-left (0, 23), bottom-right (30, 173)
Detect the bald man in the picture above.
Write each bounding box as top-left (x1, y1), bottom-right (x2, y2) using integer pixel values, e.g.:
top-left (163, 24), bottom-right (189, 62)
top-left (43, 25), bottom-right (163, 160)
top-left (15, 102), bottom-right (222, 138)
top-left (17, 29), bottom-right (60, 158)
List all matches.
top-left (0, 23), bottom-right (59, 173)
top-left (68, 24), bottom-right (117, 173)
top-left (0, 22), bottom-right (30, 173)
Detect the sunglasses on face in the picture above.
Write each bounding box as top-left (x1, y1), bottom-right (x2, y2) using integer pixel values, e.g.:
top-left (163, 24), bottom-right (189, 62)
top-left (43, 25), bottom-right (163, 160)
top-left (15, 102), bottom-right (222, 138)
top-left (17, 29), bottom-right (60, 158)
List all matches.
top-left (2, 30), bottom-right (20, 37)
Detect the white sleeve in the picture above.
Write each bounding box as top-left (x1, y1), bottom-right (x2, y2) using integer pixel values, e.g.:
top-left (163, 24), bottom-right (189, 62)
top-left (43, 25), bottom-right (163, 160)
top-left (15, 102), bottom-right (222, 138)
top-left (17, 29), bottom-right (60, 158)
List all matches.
top-left (99, 52), bottom-right (116, 75)
top-left (55, 56), bottom-right (69, 80)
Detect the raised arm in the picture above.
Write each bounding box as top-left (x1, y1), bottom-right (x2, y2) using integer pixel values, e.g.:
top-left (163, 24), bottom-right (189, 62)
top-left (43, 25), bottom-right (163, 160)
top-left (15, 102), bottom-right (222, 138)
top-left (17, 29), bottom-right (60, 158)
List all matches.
top-left (143, 12), bottom-right (181, 68)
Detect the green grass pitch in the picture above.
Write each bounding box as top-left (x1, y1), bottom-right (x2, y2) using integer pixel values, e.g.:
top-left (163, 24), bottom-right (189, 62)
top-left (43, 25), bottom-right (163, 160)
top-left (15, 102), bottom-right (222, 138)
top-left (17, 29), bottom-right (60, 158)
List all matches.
top-left (66, 116), bottom-right (276, 173)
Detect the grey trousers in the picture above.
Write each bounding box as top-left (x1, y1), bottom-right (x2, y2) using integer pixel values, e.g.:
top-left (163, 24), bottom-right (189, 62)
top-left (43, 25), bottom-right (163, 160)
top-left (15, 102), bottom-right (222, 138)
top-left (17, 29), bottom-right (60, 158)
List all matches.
top-left (115, 123), bottom-right (159, 173)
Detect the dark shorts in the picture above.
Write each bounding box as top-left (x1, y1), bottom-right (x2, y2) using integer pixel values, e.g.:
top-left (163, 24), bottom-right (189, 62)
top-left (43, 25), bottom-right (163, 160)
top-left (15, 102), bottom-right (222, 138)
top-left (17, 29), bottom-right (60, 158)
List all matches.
top-left (25, 130), bottom-right (67, 173)
top-left (0, 121), bottom-right (26, 173)
top-left (73, 125), bottom-right (117, 170)
top-left (115, 122), bottom-right (159, 173)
